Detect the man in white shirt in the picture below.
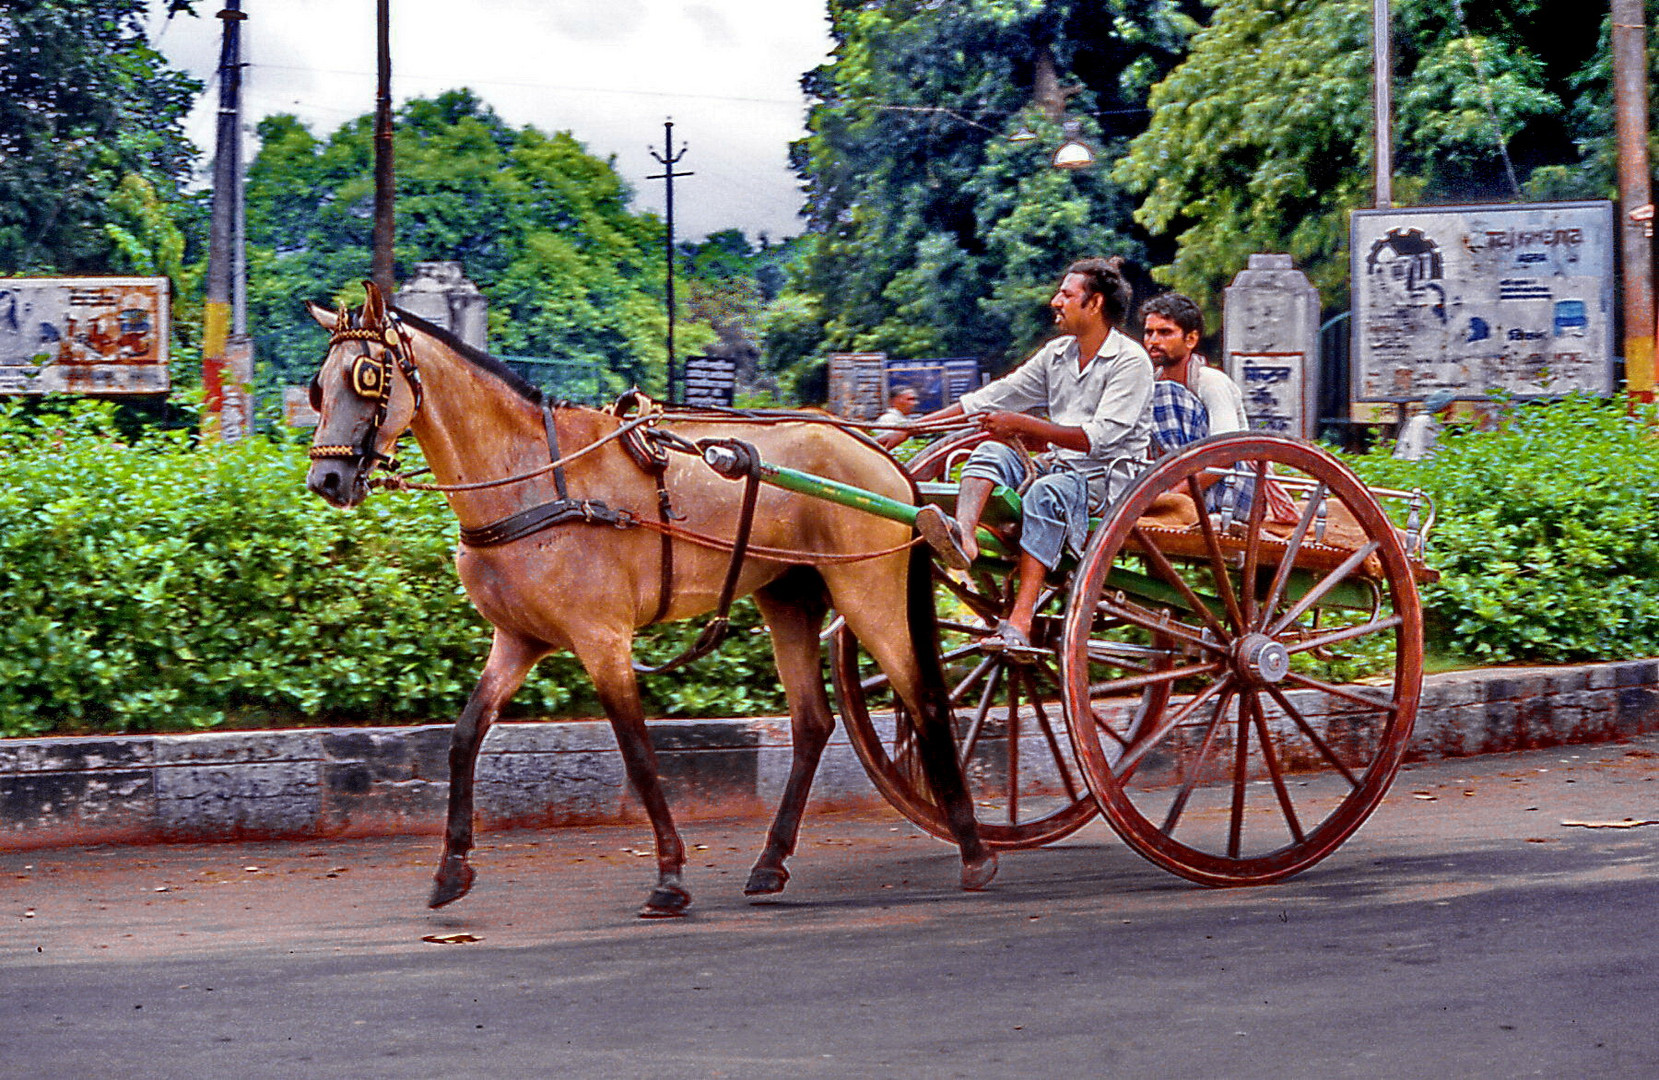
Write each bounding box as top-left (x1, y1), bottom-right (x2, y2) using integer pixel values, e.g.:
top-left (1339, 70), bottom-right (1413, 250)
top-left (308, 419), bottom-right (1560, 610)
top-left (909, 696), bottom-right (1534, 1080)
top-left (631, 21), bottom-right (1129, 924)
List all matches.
top-left (892, 257), bottom-right (1154, 657)
top-left (1394, 389), bottom-right (1456, 460)
top-left (876, 386), bottom-right (919, 428)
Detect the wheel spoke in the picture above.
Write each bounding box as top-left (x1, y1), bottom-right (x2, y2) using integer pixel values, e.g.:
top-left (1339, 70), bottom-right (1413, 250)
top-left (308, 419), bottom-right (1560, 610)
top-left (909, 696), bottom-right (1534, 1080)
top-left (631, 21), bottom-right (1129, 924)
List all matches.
top-left (1006, 669), bottom-right (1021, 824)
top-left (1088, 660), bottom-right (1224, 699)
top-left (1116, 673), bottom-right (1236, 777)
top-left (948, 655), bottom-right (996, 706)
top-left (1284, 614), bottom-right (1404, 655)
top-left (1266, 541), bottom-right (1381, 638)
top-left (1240, 461), bottom-right (1270, 626)
top-left (1097, 595), bottom-right (1226, 656)
top-left (1258, 481), bottom-right (1325, 631)
top-left (1160, 684), bottom-right (1237, 835)
top-left (1228, 690), bottom-right (1254, 858)
top-left (1130, 525), bottom-right (1230, 642)
top-left (935, 570), bottom-right (1002, 624)
top-left (1027, 676), bottom-right (1081, 801)
top-left (1262, 684), bottom-right (1362, 787)
top-left (958, 663), bottom-right (1004, 767)
top-left (1279, 670), bottom-right (1399, 714)
top-left (1185, 473), bottom-right (1247, 632)
top-left (1094, 707), bottom-right (1132, 749)
top-left (1251, 690), bottom-right (1306, 844)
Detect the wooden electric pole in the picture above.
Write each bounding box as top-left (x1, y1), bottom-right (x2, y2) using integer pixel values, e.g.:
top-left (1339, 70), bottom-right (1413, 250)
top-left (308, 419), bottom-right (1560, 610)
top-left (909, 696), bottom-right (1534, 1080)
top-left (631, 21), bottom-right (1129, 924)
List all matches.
top-left (648, 120), bottom-right (693, 403)
top-left (202, 0), bottom-right (248, 441)
top-left (1372, 0), bottom-right (1392, 208)
top-left (1613, 0), bottom-right (1654, 401)
top-left (371, 0), bottom-right (395, 299)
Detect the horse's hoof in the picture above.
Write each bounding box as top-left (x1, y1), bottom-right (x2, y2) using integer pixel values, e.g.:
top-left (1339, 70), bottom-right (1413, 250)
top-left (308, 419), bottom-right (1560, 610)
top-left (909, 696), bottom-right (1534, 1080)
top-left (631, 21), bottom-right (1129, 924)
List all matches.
top-left (960, 850), bottom-right (998, 892)
top-left (743, 864), bottom-right (790, 897)
top-left (639, 883), bottom-right (692, 918)
top-left (428, 855), bottom-right (476, 909)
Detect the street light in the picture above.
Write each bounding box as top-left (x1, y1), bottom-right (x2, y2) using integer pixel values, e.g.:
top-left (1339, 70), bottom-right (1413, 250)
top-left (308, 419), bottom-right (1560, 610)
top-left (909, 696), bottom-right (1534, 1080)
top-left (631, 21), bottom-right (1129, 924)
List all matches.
top-left (1051, 120), bottom-right (1094, 170)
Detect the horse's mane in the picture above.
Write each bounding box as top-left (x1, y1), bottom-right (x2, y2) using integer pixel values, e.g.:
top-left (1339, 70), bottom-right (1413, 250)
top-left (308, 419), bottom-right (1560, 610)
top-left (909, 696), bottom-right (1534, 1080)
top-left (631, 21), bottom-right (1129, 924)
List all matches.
top-left (389, 306), bottom-right (545, 406)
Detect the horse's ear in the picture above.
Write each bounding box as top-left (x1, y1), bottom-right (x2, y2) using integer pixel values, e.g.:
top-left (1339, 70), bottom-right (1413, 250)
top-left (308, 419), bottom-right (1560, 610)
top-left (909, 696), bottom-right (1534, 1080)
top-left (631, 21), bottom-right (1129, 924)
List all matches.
top-left (305, 300), bottom-right (339, 331)
top-left (361, 280), bottom-right (387, 330)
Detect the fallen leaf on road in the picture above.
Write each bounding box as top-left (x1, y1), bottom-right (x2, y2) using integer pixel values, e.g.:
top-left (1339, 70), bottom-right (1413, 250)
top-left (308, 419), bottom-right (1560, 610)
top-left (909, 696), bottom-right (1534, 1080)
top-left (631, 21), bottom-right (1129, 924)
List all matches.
top-left (1560, 818), bottom-right (1659, 829)
top-left (421, 933), bottom-right (482, 944)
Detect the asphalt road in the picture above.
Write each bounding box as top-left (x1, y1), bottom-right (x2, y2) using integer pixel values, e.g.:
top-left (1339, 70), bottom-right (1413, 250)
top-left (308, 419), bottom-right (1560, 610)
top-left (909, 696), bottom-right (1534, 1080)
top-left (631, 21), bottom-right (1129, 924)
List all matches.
top-left (4, 736), bottom-right (1658, 1080)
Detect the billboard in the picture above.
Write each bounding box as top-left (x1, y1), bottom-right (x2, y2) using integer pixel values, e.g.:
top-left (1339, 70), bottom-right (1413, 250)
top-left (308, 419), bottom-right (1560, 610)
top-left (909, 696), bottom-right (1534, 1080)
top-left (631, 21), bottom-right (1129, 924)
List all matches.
top-left (1351, 201), bottom-right (1615, 402)
top-left (0, 277), bottom-right (171, 395)
top-left (682, 354), bottom-right (736, 408)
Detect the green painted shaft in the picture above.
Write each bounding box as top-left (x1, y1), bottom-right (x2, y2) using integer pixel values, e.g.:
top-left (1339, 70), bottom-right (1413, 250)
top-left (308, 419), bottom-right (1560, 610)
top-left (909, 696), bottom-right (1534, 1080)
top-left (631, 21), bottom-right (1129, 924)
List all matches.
top-left (755, 461), bottom-right (1011, 558)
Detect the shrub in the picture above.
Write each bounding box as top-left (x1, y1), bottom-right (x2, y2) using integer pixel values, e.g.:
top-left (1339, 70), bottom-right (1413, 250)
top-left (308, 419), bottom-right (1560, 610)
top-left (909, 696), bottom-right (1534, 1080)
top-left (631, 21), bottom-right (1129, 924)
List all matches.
top-left (1346, 394), bottom-right (1659, 665)
top-left (0, 401), bottom-right (787, 737)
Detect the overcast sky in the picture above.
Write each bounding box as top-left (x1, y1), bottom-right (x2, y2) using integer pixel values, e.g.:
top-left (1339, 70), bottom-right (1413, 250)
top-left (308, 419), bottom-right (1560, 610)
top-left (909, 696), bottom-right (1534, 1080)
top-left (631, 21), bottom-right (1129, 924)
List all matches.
top-left (145, 0), bottom-right (835, 241)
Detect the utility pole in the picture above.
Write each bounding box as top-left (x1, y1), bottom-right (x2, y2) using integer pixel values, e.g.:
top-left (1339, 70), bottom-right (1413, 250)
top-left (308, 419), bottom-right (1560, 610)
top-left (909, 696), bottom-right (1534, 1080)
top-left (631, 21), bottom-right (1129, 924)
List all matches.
top-left (1372, 0), bottom-right (1392, 207)
top-left (647, 120), bottom-right (693, 403)
top-left (371, 0), bottom-right (395, 299)
top-left (1613, 0), bottom-right (1654, 402)
top-left (202, 0), bottom-right (249, 442)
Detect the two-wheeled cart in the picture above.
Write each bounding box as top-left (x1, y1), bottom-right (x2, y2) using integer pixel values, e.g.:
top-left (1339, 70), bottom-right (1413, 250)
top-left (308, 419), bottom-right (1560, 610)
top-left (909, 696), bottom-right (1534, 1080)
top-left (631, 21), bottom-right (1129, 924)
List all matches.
top-left (717, 429), bottom-right (1434, 886)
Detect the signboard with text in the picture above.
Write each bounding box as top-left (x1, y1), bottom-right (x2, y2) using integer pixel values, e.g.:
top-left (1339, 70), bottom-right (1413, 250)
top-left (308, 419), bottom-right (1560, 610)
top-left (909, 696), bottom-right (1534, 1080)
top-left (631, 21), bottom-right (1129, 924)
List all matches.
top-left (1351, 201), bottom-right (1615, 402)
top-left (828, 352), bottom-right (887, 418)
top-left (0, 277), bottom-right (170, 395)
top-left (682, 354), bottom-right (736, 408)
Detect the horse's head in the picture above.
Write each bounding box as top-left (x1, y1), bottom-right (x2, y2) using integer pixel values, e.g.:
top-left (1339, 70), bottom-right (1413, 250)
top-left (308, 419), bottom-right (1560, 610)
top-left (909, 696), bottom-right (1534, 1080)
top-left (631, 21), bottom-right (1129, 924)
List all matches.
top-left (303, 283), bottom-right (424, 508)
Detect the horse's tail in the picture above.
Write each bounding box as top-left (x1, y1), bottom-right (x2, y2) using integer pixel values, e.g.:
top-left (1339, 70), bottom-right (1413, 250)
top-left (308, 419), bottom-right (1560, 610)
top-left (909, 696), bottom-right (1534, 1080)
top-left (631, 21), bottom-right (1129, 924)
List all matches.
top-left (901, 514), bottom-right (987, 859)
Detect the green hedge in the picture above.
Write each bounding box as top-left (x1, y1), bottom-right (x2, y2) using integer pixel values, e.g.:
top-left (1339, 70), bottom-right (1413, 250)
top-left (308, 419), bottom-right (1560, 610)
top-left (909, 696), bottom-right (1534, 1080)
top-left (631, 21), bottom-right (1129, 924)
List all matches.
top-left (0, 401), bottom-right (786, 737)
top-left (1346, 393), bottom-right (1659, 665)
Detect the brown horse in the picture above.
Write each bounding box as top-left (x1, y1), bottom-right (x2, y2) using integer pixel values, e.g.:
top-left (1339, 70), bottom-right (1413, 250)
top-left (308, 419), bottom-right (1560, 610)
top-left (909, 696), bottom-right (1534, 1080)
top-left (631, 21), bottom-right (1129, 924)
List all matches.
top-left (303, 286), bottom-right (994, 916)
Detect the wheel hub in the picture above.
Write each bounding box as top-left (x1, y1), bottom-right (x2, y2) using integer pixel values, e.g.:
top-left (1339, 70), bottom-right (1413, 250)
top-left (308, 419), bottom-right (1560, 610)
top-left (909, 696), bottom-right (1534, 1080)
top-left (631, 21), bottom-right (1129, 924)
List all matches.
top-left (1234, 632), bottom-right (1290, 684)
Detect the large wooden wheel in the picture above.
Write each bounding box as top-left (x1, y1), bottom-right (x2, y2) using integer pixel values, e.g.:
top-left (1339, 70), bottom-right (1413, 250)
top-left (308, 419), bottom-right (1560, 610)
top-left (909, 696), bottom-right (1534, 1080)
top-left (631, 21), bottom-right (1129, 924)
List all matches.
top-left (829, 431), bottom-right (1159, 849)
top-left (1060, 433), bottom-right (1423, 886)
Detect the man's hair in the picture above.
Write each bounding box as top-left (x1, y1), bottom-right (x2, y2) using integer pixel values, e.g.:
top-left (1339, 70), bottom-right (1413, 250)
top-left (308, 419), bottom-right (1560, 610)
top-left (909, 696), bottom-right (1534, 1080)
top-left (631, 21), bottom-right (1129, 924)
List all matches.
top-left (1064, 256), bottom-right (1133, 326)
top-left (1141, 291), bottom-right (1204, 337)
top-left (890, 386), bottom-right (916, 401)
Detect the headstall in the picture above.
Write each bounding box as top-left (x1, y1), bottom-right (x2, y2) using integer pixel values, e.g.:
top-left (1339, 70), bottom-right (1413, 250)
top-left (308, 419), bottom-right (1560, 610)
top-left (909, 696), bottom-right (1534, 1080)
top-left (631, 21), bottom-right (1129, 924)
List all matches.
top-left (307, 305), bottom-right (424, 465)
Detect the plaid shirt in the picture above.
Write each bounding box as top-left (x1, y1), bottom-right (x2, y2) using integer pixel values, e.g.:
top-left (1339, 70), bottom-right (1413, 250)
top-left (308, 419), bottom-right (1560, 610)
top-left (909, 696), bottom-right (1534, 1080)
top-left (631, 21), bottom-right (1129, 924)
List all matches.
top-left (1151, 379), bottom-right (1256, 519)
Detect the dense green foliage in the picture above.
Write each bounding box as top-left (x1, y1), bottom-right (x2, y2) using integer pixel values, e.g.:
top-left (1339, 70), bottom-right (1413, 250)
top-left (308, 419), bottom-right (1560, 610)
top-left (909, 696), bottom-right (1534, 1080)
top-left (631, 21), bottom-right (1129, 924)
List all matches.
top-left (785, 0), bottom-right (1202, 371)
top-left (1118, 0), bottom-right (1651, 311)
top-left (0, 402), bottom-right (787, 737)
top-left (244, 91), bottom-right (720, 399)
top-left (1349, 395), bottom-right (1659, 665)
top-left (0, 0), bottom-right (202, 282)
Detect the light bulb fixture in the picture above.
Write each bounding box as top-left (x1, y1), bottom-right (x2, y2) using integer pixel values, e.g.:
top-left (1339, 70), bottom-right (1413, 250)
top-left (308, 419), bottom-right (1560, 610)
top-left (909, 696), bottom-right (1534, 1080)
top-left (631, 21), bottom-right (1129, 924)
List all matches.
top-left (1007, 124), bottom-right (1039, 143)
top-left (1051, 120), bottom-right (1094, 170)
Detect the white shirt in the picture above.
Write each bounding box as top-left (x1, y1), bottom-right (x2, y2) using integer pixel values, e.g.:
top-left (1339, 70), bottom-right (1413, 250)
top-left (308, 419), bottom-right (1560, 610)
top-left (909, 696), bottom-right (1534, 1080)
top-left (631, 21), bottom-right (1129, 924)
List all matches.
top-left (1187, 357), bottom-right (1248, 434)
top-left (957, 328), bottom-right (1154, 493)
top-left (1393, 414), bottom-right (1442, 460)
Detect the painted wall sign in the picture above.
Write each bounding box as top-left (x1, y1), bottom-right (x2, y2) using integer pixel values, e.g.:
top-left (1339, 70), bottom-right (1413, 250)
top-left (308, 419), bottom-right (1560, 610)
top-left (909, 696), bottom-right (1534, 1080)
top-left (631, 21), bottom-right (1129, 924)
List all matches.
top-left (828, 352), bottom-right (887, 418)
top-left (1351, 201), bottom-right (1615, 402)
top-left (682, 353), bottom-right (737, 408)
top-left (0, 277), bottom-right (171, 395)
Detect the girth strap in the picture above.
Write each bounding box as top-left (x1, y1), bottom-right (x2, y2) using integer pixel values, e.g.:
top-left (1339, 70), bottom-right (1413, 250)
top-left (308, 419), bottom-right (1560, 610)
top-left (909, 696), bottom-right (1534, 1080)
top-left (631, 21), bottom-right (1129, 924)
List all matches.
top-left (632, 438), bottom-right (763, 676)
top-left (458, 499), bottom-right (628, 547)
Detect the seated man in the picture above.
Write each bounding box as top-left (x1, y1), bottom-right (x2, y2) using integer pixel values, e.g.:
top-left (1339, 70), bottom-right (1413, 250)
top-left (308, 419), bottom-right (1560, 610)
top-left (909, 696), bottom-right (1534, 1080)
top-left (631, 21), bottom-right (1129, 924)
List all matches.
top-left (1141, 290), bottom-right (1259, 518)
top-left (876, 386), bottom-right (919, 428)
top-left (891, 257), bottom-right (1154, 657)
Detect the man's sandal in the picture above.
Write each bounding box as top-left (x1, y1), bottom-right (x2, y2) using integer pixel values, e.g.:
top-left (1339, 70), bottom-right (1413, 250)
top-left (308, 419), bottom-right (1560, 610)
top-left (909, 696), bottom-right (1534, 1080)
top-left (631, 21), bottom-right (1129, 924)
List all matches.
top-left (915, 504), bottom-right (977, 570)
top-left (978, 620), bottom-right (1047, 664)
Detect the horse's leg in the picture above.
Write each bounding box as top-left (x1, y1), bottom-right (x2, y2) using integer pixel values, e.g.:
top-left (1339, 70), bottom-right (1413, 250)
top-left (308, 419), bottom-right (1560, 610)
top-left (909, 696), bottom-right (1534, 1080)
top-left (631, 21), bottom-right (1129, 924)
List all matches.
top-left (743, 574), bottom-right (835, 897)
top-left (430, 630), bottom-right (546, 908)
top-left (573, 638), bottom-right (691, 918)
top-left (833, 546), bottom-right (997, 890)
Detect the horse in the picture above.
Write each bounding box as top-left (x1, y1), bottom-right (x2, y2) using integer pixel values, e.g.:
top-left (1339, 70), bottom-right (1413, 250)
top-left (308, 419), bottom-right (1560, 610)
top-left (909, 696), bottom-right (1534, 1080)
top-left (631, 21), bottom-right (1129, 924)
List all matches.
top-left (302, 285), bottom-right (995, 916)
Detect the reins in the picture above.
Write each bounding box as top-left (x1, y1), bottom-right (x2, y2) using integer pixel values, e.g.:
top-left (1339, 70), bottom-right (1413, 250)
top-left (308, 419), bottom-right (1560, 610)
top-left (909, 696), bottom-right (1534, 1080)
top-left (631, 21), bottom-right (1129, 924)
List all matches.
top-left (309, 315), bottom-right (944, 674)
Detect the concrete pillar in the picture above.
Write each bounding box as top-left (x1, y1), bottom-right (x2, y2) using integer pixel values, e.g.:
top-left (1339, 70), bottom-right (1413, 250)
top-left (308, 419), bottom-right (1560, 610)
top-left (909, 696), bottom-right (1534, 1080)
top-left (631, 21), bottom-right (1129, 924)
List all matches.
top-left (1222, 253), bottom-right (1323, 439)
top-left (393, 262), bottom-right (488, 351)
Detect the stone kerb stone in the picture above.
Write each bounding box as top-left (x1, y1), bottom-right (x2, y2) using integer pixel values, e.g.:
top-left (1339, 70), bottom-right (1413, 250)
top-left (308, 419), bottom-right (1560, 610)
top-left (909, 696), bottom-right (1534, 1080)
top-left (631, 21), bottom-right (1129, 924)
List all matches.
top-left (5, 660), bottom-right (1659, 850)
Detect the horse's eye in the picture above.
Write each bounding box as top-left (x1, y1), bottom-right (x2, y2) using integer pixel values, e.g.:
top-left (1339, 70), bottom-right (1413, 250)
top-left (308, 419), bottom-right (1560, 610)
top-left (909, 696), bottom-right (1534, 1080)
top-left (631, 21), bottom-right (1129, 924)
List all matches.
top-left (307, 372), bottom-right (323, 412)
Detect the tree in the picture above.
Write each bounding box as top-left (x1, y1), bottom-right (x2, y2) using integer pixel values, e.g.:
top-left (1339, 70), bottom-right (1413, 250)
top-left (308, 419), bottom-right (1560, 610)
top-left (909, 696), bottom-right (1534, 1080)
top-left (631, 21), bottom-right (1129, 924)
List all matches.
top-left (242, 91), bottom-right (710, 396)
top-left (1116, 0), bottom-right (1633, 313)
top-left (791, 0), bottom-right (1202, 371)
top-left (0, 0), bottom-right (201, 276)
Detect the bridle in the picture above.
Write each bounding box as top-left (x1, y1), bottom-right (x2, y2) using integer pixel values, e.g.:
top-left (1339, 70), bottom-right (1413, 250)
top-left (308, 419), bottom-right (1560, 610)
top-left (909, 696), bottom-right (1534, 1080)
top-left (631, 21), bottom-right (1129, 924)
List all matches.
top-left (307, 306), bottom-right (424, 468)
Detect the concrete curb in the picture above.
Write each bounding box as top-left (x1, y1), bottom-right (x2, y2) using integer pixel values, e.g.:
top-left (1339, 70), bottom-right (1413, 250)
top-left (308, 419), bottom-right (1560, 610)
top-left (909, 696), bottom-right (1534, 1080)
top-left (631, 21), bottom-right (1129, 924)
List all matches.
top-left (4, 658), bottom-right (1658, 851)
